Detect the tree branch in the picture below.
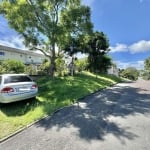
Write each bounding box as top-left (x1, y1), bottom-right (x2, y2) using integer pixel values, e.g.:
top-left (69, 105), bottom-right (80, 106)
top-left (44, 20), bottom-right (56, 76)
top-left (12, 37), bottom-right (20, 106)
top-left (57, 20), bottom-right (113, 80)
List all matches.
top-left (30, 47), bottom-right (51, 58)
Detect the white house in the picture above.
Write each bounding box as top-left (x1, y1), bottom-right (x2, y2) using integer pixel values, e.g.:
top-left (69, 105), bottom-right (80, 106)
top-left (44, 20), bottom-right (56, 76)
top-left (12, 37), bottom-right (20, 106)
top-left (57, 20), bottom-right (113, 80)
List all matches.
top-left (0, 45), bottom-right (46, 65)
top-left (107, 64), bottom-right (119, 76)
top-left (0, 45), bottom-right (47, 74)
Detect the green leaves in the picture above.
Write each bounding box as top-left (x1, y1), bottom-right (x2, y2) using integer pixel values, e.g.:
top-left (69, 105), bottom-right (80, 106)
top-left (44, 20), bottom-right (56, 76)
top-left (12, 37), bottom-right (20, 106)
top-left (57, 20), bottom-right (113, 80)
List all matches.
top-left (0, 0), bottom-right (93, 76)
top-left (142, 57), bottom-right (150, 80)
top-left (0, 59), bottom-right (25, 74)
top-left (86, 32), bottom-right (111, 73)
top-left (144, 57), bottom-right (150, 70)
top-left (120, 67), bottom-right (139, 80)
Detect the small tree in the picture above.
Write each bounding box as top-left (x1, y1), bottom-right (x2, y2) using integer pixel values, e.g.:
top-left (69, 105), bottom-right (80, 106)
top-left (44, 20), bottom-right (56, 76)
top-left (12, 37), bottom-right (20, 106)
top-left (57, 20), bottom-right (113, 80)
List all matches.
top-left (55, 54), bottom-right (66, 76)
top-left (86, 32), bottom-right (111, 73)
top-left (144, 57), bottom-right (150, 70)
top-left (142, 57), bottom-right (150, 80)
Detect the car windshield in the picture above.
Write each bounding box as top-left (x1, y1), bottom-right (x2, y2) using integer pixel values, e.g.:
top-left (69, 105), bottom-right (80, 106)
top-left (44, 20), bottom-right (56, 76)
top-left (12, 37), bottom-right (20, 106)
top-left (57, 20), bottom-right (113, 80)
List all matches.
top-left (4, 75), bottom-right (32, 84)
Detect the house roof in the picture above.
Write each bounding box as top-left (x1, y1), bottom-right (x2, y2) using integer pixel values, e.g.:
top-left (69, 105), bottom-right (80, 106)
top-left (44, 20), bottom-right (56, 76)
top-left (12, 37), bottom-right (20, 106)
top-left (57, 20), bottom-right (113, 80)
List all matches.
top-left (0, 45), bottom-right (45, 57)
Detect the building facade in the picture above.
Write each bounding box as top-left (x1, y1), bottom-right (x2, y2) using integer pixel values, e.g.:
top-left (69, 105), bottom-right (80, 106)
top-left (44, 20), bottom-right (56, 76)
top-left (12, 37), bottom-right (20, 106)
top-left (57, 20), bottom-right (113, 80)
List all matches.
top-left (107, 65), bottom-right (119, 76)
top-left (0, 45), bottom-right (47, 74)
top-left (0, 45), bottom-right (46, 65)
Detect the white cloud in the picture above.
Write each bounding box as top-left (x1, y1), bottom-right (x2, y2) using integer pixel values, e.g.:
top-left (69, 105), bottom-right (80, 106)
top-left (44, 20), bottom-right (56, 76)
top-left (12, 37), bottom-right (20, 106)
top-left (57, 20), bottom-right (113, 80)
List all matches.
top-left (109, 43), bottom-right (128, 53)
top-left (115, 60), bottom-right (144, 70)
top-left (132, 60), bottom-right (144, 69)
top-left (82, 0), bottom-right (95, 7)
top-left (139, 0), bottom-right (150, 3)
top-left (129, 40), bottom-right (150, 54)
top-left (139, 0), bottom-right (144, 3)
top-left (110, 40), bottom-right (150, 54)
top-left (0, 36), bottom-right (27, 50)
top-left (0, 16), bottom-right (26, 50)
top-left (114, 61), bottom-right (129, 69)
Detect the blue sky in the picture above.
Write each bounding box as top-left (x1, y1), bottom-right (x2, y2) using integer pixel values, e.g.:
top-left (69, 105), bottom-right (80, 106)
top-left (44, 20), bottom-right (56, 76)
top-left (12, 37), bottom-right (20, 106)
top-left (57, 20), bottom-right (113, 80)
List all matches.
top-left (1, 0), bottom-right (150, 69)
top-left (82, 0), bottom-right (150, 69)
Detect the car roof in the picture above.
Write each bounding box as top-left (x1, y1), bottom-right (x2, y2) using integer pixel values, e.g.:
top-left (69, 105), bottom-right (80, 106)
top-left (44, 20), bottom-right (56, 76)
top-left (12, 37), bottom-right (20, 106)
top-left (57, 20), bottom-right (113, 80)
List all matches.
top-left (0, 74), bottom-right (29, 77)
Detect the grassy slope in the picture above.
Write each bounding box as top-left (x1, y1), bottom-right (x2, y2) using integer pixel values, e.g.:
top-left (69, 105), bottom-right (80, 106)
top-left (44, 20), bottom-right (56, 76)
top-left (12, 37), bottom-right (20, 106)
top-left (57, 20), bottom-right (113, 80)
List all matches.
top-left (0, 72), bottom-right (122, 139)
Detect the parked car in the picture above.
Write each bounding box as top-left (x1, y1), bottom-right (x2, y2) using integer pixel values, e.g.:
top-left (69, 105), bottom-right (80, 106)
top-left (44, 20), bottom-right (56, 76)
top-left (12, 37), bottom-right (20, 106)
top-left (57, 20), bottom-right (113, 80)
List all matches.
top-left (0, 74), bottom-right (38, 103)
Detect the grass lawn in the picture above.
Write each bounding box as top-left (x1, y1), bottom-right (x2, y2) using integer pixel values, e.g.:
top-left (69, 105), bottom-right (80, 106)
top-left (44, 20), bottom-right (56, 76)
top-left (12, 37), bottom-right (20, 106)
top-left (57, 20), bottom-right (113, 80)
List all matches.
top-left (0, 72), bottom-right (122, 140)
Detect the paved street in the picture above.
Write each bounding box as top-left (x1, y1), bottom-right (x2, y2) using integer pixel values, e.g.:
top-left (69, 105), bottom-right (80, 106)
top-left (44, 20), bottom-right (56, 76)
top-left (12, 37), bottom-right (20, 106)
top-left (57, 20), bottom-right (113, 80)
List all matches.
top-left (1, 79), bottom-right (150, 150)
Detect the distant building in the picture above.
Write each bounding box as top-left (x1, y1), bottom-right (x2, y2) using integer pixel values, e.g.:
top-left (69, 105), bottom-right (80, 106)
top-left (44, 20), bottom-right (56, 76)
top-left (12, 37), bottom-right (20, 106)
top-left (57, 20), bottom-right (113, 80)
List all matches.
top-left (0, 45), bottom-right (46, 65)
top-left (107, 64), bottom-right (119, 76)
top-left (0, 45), bottom-right (47, 74)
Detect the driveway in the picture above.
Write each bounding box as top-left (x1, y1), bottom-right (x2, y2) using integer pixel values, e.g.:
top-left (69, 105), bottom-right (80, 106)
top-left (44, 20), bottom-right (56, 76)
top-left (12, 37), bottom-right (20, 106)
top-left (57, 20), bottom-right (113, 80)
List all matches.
top-left (1, 79), bottom-right (150, 150)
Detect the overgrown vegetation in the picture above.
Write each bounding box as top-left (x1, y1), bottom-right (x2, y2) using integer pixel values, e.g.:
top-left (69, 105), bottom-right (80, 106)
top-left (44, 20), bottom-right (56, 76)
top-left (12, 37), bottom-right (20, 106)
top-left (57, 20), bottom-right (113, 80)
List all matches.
top-left (119, 67), bottom-right (139, 80)
top-left (0, 72), bottom-right (122, 140)
top-left (0, 59), bottom-right (37, 75)
top-left (0, 59), bottom-right (25, 74)
top-left (37, 59), bottom-right (50, 75)
top-left (75, 58), bottom-right (88, 72)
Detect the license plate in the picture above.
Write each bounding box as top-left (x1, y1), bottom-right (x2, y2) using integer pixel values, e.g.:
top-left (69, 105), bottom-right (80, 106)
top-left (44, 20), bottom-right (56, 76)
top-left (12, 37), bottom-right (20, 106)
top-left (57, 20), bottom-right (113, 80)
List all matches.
top-left (15, 87), bottom-right (30, 92)
top-left (19, 88), bottom-right (30, 91)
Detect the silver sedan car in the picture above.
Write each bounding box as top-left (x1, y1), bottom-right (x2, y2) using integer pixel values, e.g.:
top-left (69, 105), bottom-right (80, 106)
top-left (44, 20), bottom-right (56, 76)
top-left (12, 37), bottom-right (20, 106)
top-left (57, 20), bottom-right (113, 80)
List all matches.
top-left (0, 74), bottom-right (38, 103)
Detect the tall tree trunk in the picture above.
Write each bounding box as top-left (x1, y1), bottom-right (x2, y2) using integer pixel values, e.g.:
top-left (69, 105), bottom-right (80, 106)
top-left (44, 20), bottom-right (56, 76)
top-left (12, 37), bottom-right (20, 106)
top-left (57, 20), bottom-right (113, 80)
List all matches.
top-left (49, 44), bottom-right (56, 77)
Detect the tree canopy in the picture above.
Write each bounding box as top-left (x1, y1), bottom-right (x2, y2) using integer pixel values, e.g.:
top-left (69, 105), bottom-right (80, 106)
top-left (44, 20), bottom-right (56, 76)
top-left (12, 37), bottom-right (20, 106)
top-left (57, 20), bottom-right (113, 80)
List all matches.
top-left (87, 32), bottom-right (111, 73)
top-left (0, 0), bottom-right (93, 76)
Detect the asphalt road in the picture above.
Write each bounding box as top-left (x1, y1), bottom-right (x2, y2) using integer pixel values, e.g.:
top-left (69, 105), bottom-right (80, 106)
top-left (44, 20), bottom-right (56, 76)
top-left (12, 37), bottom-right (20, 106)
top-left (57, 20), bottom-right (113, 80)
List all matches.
top-left (1, 79), bottom-right (150, 150)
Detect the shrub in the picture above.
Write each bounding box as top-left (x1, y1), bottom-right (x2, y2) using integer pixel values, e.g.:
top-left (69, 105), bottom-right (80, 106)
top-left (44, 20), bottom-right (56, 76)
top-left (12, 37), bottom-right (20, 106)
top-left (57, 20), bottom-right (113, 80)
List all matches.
top-left (25, 65), bottom-right (37, 75)
top-left (0, 59), bottom-right (25, 74)
top-left (37, 59), bottom-right (50, 75)
top-left (120, 67), bottom-right (139, 80)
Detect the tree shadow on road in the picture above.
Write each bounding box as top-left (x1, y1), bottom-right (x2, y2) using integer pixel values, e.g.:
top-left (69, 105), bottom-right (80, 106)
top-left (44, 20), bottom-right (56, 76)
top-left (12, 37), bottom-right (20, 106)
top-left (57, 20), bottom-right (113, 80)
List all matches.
top-left (35, 82), bottom-right (150, 142)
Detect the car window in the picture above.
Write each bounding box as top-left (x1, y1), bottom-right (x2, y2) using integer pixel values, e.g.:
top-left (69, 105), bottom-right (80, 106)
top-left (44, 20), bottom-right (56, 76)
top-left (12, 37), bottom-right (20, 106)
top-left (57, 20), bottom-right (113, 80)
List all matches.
top-left (4, 75), bottom-right (32, 84)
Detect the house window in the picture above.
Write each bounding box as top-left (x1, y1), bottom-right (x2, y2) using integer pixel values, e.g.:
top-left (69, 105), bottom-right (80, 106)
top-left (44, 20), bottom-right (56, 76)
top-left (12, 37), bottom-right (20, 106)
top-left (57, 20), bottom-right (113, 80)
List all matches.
top-left (0, 51), bottom-right (5, 56)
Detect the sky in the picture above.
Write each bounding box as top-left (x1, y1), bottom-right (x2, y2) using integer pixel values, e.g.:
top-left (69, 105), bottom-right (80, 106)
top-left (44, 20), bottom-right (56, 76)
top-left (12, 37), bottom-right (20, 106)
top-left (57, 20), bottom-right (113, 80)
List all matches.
top-left (1, 0), bottom-right (150, 69)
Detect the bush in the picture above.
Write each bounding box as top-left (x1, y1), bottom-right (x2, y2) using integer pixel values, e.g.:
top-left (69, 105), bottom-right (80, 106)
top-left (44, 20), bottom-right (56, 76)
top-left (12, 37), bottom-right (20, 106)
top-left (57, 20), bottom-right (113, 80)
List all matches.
top-left (75, 58), bottom-right (88, 72)
top-left (55, 56), bottom-right (66, 76)
top-left (0, 59), bottom-right (25, 74)
top-left (120, 67), bottom-right (139, 80)
top-left (142, 71), bottom-right (150, 80)
top-left (25, 65), bottom-right (37, 75)
top-left (37, 59), bottom-right (50, 75)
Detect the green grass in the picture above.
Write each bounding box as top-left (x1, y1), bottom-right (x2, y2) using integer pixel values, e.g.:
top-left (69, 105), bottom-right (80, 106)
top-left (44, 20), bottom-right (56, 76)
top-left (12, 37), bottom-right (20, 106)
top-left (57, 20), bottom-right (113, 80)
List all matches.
top-left (0, 72), bottom-right (122, 140)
